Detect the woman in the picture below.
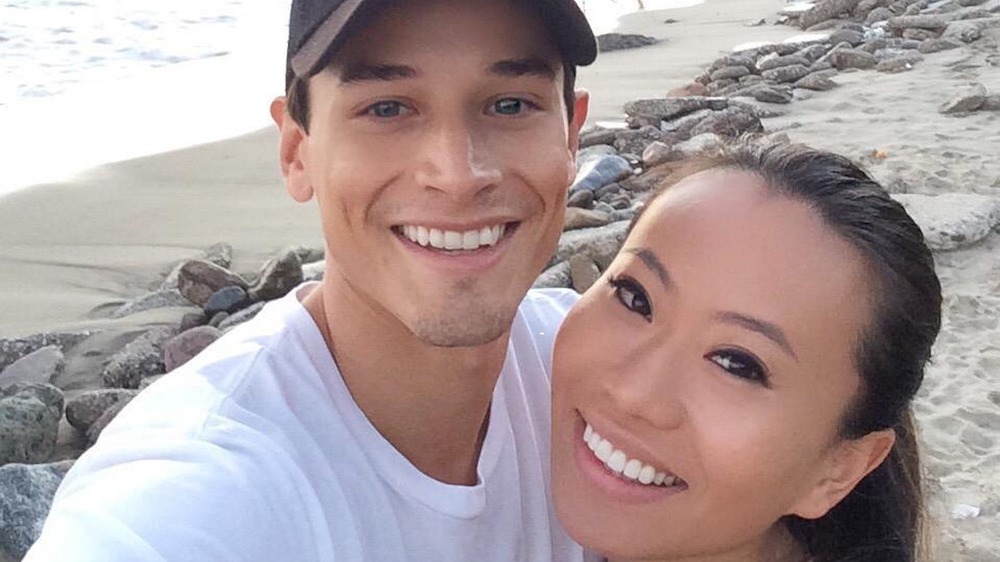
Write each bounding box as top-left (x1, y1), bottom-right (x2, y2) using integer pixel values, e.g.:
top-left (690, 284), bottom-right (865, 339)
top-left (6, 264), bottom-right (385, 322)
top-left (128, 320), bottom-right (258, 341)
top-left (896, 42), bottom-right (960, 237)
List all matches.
top-left (551, 141), bottom-right (941, 562)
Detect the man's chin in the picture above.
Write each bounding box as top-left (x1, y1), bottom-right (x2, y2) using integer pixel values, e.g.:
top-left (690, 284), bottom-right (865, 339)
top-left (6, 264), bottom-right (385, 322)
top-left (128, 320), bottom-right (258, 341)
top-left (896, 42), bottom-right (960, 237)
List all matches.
top-left (409, 309), bottom-right (515, 348)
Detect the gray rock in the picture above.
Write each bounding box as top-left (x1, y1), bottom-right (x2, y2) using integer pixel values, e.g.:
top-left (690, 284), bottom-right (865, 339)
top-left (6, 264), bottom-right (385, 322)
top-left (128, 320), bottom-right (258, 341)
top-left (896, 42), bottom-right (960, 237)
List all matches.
top-left (163, 326), bottom-right (223, 373)
top-left (180, 311), bottom-right (208, 331)
top-left (102, 326), bottom-right (180, 389)
top-left (853, 0), bottom-right (889, 17)
top-left (642, 141), bottom-right (682, 167)
top-left (86, 400), bottom-right (131, 445)
top-left (738, 74), bottom-right (765, 86)
top-left (301, 260), bottom-right (326, 283)
top-left (944, 16), bottom-right (1000, 42)
top-left (0, 346), bottom-right (64, 391)
top-left (918, 36), bottom-right (964, 52)
top-left (873, 47), bottom-right (910, 61)
top-left (571, 154), bottom-right (634, 193)
top-left (757, 54), bottom-right (812, 72)
top-left (939, 83), bottom-right (988, 113)
top-left (799, 0), bottom-right (863, 29)
top-left (533, 261), bottom-right (571, 289)
top-left (0, 461), bottom-right (73, 561)
top-left (613, 127), bottom-right (665, 158)
top-left (579, 127), bottom-right (618, 149)
top-left (576, 144), bottom-right (618, 170)
top-left (0, 332), bottom-right (92, 372)
top-left (217, 301), bottom-right (267, 332)
top-left (159, 242), bottom-right (234, 291)
top-left (760, 64), bottom-right (813, 84)
top-left (675, 133), bottom-right (724, 157)
top-left (876, 51), bottom-right (925, 72)
top-left (827, 47), bottom-right (877, 69)
top-left (567, 189), bottom-right (595, 209)
top-left (888, 14), bottom-right (950, 29)
top-left (110, 288), bottom-right (193, 319)
top-left (982, 94), bottom-right (1000, 111)
top-left (248, 250), bottom-right (303, 303)
top-left (902, 28), bottom-right (939, 41)
top-left (620, 165), bottom-right (675, 194)
top-left (709, 54), bottom-right (756, 72)
top-left (734, 83), bottom-right (795, 104)
top-left (0, 383), bottom-right (64, 465)
top-left (594, 183), bottom-right (623, 200)
top-left (177, 260), bottom-right (249, 307)
top-left (552, 221), bottom-right (631, 270)
top-left (866, 6), bottom-right (895, 23)
top-left (795, 72), bottom-right (840, 90)
top-left (204, 286), bottom-right (251, 317)
top-left (564, 208), bottom-right (613, 232)
top-left (710, 66), bottom-right (751, 81)
top-left (65, 388), bottom-right (139, 433)
top-left (597, 33), bottom-right (659, 52)
top-left (209, 312), bottom-right (230, 328)
top-left (892, 193), bottom-right (1000, 250)
top-left (861, 37), bottom-right (891, 53)
top-left (623, 97), bottom-right (729, 122)
top-left (829, 28), bottom-right (866, 46)
top-left (569, 254), bottom-right (602, 293)
top-left (661, 108), bottom-right (716, 138)
top-left (796, 43), bottom-right (834, 62)
top-left (690, 107), bottom-right (764, 138)
top-left (707, 79), bottom-right (738, 95)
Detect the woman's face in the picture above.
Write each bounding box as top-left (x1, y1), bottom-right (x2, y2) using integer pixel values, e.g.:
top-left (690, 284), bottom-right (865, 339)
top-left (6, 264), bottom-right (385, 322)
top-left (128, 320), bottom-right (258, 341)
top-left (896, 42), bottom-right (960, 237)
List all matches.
top-left (552, 170), bottom-right (875, 560)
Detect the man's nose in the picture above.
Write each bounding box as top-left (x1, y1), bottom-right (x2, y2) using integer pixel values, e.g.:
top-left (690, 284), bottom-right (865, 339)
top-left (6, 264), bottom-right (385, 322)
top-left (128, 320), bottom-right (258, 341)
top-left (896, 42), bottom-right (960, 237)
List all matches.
top-left (414, 118), bottom-right (502, 197)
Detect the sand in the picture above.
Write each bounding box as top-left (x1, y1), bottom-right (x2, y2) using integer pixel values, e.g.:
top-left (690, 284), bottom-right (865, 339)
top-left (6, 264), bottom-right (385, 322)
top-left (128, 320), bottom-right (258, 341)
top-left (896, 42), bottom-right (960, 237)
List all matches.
top-left (1, 0), bottom-right (997, 559)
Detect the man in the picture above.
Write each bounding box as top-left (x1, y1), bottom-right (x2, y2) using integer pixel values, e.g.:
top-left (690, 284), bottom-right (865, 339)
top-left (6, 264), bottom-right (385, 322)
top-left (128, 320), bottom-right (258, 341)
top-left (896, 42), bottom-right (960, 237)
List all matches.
top-left (25, 0), bottom-right (594, 560)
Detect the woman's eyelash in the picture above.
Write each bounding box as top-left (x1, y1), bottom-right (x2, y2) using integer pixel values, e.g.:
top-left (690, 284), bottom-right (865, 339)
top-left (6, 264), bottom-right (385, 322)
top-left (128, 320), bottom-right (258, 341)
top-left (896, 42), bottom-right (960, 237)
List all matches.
top-left (707, 350), bottom-right (771, 387)
top-left (608, 275), bottom-right (652, 321)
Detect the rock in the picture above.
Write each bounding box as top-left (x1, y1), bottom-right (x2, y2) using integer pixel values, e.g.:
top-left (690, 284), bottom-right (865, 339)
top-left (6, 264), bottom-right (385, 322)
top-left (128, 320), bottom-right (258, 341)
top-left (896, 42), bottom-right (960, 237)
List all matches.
top-left (287, 245), bottom-right (324, 267)
top-left (552, 221), bottom-right (631, 270)
top-left (939, 83), bottom-right (988, 113)
top-left (661, 108), bottom-right (716, 138)
top-left (707, 79), bottom-right (738, 95)
top-left (666, 82), bottom-right (709, 97)
top-left (159, 242), bottom-right (234, 290)
top-left (579, 127), bottom-right (618, 148)
top-left (982, 95), bottom-right (1000, 111)
top-left (734, 83), bottom-right (795, 104)
top-left (690, 107), bottom-right (764, 138)
top-left (564, 208), bottom-right (613, 232)
top-left (0, 346), bottom-right (64, 391)
top-left (177, 260), bottom-right (249, 307)
top-left (641, 141), bottom-right (681, 167)
top-left (569, 254), bottom-right (602, 293)
top-left (65, 388), bottom-right (139, 433)
top-left (620, 165), bottom-right (674, 194)
top-left (217, 301), bottom-right (267, 331)
top-left (0, 383), bottom-right (64, 465)
top-left (567, 189), bottom-right (595, 209)
top-left (533, 261), bottom-right (571, 289)
top-left (738, 75), bottom-right (765, 86)
top-left (209, 312), bottom-right (230, 328)
top-left (829, 28), bottom-right (866, 46)
top-left (597, 33), bottom-right (659, 52)
top-left (709, 54), bottom-right (756, 72)
top-left (576, 144), bottom-right (618, 168)
top-left (918, 36), bottom-right (964, 52)
top-left (796, 43), bottom-right (834, 63)
top-left (102, 326), bottom-right (180, 389)
top-left (623, 97), bottom-right (729, 122)
top-left (572, 154), bottom-right (634, 193)
top-left (710, 66), bottom-right (751, 81)
top-left (594, 183), bottom-right (622, 200)
top-left (892, 193), bottom-right (1000, 251)
top-left (248, 250), bottom-right (303, 302)
top-left (827, 47), bottom-right (877, 69)
top-left (613, 126), bottom-right (665, 157)
top-left (0, 332), bottom-right (92, 372)
top-left (163, 326), bottom-right (223, 373)
top-left (888, 14), bottom-right (950, 30)
top-left (138, 374), bottom-right (165, 390)
top-left (876, 51), bottom-right (925, 72)
top-left (86, 399), bottom-right (131, 445)
top-left (902, 28), bottom-right (939, 41)
top-left (799, 0), bottom-right (863, 29)
top-left (180, 311), bottom-right (208, 331)
top-left (727, 99), bottom-right (786, 119)
top-left (0, 461), bottom-right (73, 561)
top-left (866, 6), bottom-right (895, 23)
top-left (675, 133), bottom-right (724, 157)
top-left (760, 64), bottom-right (813, 84)
top-left (795, 72), bottom-right (839, 90)
top-left (204, 286), bottom-right (252, 317)
top-left (302, 260), bottom-right (326, 283)
top-left (944, 17), bottom-right (1000, 42)
top-left (110, 288), bottom-right (193, 319)
top-left (757, 54), bottom-right (811, 72)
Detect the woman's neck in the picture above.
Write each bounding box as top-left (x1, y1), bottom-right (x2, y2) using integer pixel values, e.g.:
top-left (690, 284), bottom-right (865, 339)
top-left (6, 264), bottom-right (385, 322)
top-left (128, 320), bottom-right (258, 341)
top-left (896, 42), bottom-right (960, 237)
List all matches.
top-left (608, 524), bottom-right (807, 562)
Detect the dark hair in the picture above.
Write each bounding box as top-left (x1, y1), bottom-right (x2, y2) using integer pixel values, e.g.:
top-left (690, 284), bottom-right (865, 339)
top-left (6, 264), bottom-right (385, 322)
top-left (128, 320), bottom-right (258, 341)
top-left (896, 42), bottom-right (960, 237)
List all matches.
top-left (285, 61), bottom-right (577, 134)
top-left (634, 139), bottom-right (941, 562)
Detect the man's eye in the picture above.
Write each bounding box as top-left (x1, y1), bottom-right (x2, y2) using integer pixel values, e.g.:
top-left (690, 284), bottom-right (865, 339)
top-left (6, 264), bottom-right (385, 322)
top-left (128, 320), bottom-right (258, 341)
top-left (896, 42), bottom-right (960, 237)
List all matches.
top-left (364, 101), bottom-right (409, 118)
top-left (491, 98), bottom-right (529, 115)
top-left (708, 350), bottom-right (770, 386)
top-left (608, 276), bottom-right (652, 321)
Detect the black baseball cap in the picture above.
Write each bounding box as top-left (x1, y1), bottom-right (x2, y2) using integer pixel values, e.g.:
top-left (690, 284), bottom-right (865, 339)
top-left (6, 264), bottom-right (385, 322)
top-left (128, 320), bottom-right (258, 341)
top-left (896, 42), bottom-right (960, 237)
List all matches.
top-left (286, 0), bottom-right (598, 89)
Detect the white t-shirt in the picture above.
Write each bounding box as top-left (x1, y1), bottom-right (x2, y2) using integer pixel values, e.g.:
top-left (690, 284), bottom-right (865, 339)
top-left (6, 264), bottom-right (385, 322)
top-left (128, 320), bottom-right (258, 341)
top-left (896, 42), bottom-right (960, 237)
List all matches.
top-left (26, 284), bottom-right (582, 562)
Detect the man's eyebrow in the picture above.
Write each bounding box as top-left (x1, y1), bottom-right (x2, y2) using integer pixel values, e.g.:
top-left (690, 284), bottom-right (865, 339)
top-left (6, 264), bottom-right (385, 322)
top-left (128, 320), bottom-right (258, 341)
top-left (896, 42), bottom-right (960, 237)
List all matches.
top-left (715, 311), bottom-right (798, 361)
top-left (338, 63), bottom-right (418, 84)
top-left (488, 58), bottom-right (556, 80)
top-left (624, 247), bottom-right (671, 288)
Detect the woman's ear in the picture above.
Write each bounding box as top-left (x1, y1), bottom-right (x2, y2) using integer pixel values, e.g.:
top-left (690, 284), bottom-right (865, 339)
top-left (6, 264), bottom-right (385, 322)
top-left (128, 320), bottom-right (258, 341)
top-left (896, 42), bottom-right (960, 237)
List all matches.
top-left (790, 429), bottom-right (896, 520)
top-left (270, 96), bottom-right (314, 203)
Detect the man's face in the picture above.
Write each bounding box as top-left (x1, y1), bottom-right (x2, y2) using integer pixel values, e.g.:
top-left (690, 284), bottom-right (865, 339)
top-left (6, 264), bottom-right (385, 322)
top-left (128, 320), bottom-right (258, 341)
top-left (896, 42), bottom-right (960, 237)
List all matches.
top-left (277, 0), bottom-right (587, 347)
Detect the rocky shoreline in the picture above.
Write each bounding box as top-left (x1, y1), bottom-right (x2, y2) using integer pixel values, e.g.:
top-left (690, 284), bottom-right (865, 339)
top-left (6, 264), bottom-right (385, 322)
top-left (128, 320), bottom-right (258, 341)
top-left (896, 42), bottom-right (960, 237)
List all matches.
top-left (3, 0), bottom-right (1000, 559)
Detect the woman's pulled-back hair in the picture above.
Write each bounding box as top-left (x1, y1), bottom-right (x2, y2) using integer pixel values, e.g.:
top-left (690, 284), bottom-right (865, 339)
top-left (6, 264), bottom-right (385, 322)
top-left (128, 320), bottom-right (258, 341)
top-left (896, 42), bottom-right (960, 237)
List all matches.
top-left (636, 139), bottom-right (942, 562)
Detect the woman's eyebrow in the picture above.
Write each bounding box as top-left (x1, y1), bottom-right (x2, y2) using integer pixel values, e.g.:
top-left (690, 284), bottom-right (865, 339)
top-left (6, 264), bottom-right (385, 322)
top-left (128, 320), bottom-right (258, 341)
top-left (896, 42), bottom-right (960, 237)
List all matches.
top-left (625, 247), bottom-right (671, 288)
top-left (715, 311), bottom-right (798, 361)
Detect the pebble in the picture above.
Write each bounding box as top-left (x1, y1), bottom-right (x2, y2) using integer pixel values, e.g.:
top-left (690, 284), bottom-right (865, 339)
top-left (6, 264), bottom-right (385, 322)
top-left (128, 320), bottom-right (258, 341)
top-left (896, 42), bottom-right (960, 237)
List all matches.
top-left (0, 383), bottom-right (64, 465)
top-left (102, 326), bottom-right (180, 389)
top-left (163, 326), bottom-right (223, 373)
top-left (177, 259), bottom-right (249, 307)
top-left (0, 461), bottom-right (74, 562)
top-left (0, 345), bottom-right (64, 391)
top-left (248, 249), bottom-right (304, 302)
top-left (65, 388), bottom-right (139, 433)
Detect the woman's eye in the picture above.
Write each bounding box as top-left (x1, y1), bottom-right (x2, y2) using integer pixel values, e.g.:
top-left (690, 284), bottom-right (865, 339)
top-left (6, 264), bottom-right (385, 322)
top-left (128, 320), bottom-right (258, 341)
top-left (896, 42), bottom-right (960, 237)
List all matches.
top-left (708, 350), bottom-right (770, 386)
top-left (491, 98), bottom-right (530, 116)
top-left (609, 277), bottom-right (652, 321)
top-left (364, 101), bottom-right (409, 118)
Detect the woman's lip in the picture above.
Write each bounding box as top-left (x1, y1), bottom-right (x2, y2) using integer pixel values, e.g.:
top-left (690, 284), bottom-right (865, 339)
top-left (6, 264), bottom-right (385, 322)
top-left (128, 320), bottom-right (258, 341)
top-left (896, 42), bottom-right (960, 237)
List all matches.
top-left (572, 412), bottom-right (688, 504)
top-left (577, 410), bottom-right (684, 484)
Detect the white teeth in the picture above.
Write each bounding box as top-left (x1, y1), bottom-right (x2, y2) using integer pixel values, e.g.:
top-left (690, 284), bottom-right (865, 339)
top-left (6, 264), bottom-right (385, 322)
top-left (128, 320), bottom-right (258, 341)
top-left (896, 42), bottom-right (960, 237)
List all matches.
top-left (583, 423), bottom-right (681, 488)
top-left (399, 224), bottom-right (506, 250)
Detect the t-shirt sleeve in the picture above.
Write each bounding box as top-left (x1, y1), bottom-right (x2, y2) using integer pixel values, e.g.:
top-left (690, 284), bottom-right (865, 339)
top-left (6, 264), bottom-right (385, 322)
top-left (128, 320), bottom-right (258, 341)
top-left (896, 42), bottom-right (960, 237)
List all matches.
top-left (520, 288), bottom-right (581, 377)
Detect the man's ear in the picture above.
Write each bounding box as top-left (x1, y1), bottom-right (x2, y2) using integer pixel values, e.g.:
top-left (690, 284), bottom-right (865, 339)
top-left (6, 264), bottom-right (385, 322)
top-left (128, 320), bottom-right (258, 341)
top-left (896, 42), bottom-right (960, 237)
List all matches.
top-left (790, 429), bottom-right (896, 520)
top-left (270, 96), bottom-right (314, 203)
top-left (568, 89), bottom-right (590, 157)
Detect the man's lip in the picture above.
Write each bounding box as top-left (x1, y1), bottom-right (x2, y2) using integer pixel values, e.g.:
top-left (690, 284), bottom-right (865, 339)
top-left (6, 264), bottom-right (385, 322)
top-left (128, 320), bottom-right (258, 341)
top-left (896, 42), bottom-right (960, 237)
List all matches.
top-left (391, 219), bottom-right (521, 231)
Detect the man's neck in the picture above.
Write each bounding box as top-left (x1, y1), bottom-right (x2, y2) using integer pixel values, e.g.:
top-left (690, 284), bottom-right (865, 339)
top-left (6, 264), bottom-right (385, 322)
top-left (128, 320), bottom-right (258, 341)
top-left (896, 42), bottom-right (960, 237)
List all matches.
top-left (301, 279), bottom-right (509, 486)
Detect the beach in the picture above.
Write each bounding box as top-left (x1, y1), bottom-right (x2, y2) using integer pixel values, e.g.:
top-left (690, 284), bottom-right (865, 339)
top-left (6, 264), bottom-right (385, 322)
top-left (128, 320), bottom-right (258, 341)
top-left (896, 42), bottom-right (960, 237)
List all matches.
top-left (1, 0), bottom-right (999, 560)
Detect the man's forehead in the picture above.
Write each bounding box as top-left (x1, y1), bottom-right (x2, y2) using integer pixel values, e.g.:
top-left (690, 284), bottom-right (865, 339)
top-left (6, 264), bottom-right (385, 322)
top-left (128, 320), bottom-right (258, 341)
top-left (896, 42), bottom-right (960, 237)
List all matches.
top-left (334, 57), bottom-right (560, 85)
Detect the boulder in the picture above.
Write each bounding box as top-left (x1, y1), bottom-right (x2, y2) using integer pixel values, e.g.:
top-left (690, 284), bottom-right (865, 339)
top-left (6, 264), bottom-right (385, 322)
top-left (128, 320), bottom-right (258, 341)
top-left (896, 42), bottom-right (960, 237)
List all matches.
top-left (86, 400), bottom-right (132, 445)
top-left (892, 193), bottom-right (1000, 251)
top-left (827, 47), bottom-right (877, 69)
top-left (689, 107), bottom-right (764, 138)
top-left (876, 51), bottom-right (925, 72)
top-left (579, 127), bottom-right (618, 149)
top-left (710, 66), bottom-right (751, 81)
top-left (982, 95), bottom-right (1000, 111)
top-left (918, 37), bottom-right (964, 52)
top-left (887, 14), bottom-right (951, 30)
top-left (620, 165), bottom-right (675, 194)
top-left (0, 461), bottom-right (74, 562)
top-left (552, 221), bottom-right (631, 270)
top-left (757, 54), bottom-right (812, 72)
top-left (613, 126), bottom-right (665, 157)
top-left (163, 326), bottom-right (223, 373)
top-left (564, 208), bottom-right (613, 232)
top-left (0, 383), bottom-right (64, 465)
top-left (177, 260), bottom-right (249, 307)
top-left (159, 242), bottom-right (234, 290)
top-left (569, 254), bottom-right (603, 293)
top-left (567, 189), bottom-right (595, 209)
top-left (302, 261), bottom-right (326, 283)
top-left (642, 141), bottom-right (682, 167)
top-left (709, 54), bottom-right (756, 72)
top-left (866, 6), bottom-right (895, 23)
top-left (248, 249), bottom-right (304, 302)
top-left (734, 83), bottom-right (795, 104)
top-left (902, 28), bottom-right (940, 41)
top-left (110, 288), bottom-right (193, 319)
top-left (799, 0), bottom-right (862, 29)
top-left (760, 64), bottom-right (813, 84)
top-left (828, 28), bottom-right (866, 46)
top-left (0, 332), bottom-right (92, 372)
top-left (597, 33), bottom-right (659, 52)
top-left (795, 72), bottom-right (839, 90)
top-left (102, 326), bottom-right (180, 389)
top-left (675, 133), bottom-right (724, 157)
top-left (533, 261), bottom-right (572, 289)
top-left (204, 286), bottom-right (252, 317)
top-left (796, 43), bottom-right (834, 63)
top-left (623, 97), bottom-right (729, 122)
top-left (939, 83), bottom-right (988, 114)
top-left (571, 154), bottom-right (634, 193)
top-left (65, 388), bottom-right (139, 433)
top-left (0, 346), bottom-right (64, 391)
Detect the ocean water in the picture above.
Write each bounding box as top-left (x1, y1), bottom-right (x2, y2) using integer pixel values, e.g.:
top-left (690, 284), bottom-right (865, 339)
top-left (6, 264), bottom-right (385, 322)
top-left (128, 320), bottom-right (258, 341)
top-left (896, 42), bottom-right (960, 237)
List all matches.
top-left (0, 0), bottom-right (700, 192)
